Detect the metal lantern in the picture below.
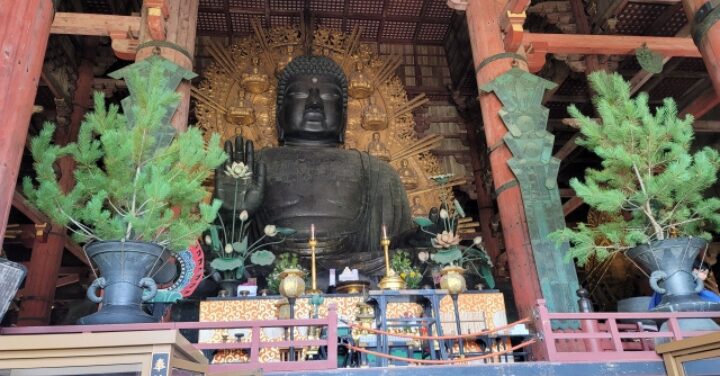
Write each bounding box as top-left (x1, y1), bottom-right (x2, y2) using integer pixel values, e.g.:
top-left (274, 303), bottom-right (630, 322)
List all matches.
top-left (279, 268), bottom-right (306, 299)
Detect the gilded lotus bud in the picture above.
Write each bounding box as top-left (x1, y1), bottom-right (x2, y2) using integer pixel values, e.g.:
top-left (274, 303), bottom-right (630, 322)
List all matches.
top-left (239, 210), bottom-right (249, 221)
top-left (264, 224), bottom-right (278, 237)
top-left (224, 243), bottom-right (234, 254)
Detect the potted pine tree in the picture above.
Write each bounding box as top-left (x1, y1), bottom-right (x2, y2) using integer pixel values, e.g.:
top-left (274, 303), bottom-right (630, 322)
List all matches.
top-left (550, 72), bottom-right (720, 313)
top-left (24, 57), bottom-right (226, 324)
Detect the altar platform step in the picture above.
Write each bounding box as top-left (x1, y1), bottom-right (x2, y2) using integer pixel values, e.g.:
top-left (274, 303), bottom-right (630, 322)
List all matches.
top-left (263, 361), bottom-right (666, 376)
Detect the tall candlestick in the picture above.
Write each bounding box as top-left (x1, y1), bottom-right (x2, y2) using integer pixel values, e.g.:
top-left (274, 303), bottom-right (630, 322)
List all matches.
top-left (378, 224), bottom-right (404, 290)
top-left (381, 225), bottom-right (391, 275)
top-left (309, 224), bottom-right (318, 291)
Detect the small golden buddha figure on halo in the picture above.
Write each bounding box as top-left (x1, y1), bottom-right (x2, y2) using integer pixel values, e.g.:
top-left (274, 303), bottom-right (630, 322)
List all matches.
top-left (276, 45), bottom-right (295, 76)
top-left (362, 96), bottom-right (388, 130)
top-left (224, 92), bottom-right (255, 126)
top-left (242, 57), bottom-right (270, 94)
top-left (348, 61), bottom-right (373, 99)
top-left (397, 158), bottom-right (418, 190)
top-left (410, 196), bottom-right (427, 217)
top-left (367, 131), bottom-right (391, 161)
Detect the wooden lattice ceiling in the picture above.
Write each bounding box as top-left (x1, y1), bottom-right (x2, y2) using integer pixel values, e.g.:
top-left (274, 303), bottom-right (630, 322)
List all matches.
top-left (196, 0), bottom-right (452, 44)
top-left (78, 0), bottom-right (452, 44)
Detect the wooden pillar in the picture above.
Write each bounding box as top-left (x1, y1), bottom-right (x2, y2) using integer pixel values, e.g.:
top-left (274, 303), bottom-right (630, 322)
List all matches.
top-left (465, 0), bottom-right (543, 321)
top-left (136, 0), bottom-right (199, 132)
top-left (0, 0), bottom-right (54, 246)
top-left (683, 0), bottom-right (720, 96)
top-left (16, 226), bottom-right (64, 325)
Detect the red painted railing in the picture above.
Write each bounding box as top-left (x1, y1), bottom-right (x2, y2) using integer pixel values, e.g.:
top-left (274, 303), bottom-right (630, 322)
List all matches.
top-left (533, 299), bottom-right (720, 362)
top-left (1, 304), bottom-right (338, 373)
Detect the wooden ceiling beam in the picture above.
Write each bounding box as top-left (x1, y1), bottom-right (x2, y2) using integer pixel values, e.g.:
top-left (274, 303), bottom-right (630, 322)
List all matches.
top-left (502, 0), bottom-right (531, 14)
top-left (11, 191), bottom-right (89, 266)
top-left (378, 0), bottom-right (389, 44)
top-left (680, 87), bottom-right (720, 119)
top-left (554, 134), bottom-right (580, 161)
top-left (694, 120), bottom-right (720, 132)
top-left (563, 196), bottom-right (584, 216)
top-left (522, 33), bottom-right (700, 58)
top-left (50, 12), bottom-right (141, 37)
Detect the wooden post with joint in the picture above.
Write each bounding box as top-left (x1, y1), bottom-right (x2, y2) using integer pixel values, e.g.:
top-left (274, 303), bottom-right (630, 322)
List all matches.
top-left (458, 0), bottom-right (547, 359)
top-left (135, 0), bottom-right (199, 133)
top-left (683, 0), bottom-right (720, 97)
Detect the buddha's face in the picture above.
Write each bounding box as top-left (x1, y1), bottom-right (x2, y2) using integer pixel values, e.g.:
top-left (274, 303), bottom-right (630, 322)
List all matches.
top-left (278, 74), bottom-right (344, 145)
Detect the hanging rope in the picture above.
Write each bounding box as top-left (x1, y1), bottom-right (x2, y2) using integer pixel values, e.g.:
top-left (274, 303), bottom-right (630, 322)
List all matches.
top-left (342, 338), bottom-right (537, 365)
top-left (341, 317), bottom-right (531, 341)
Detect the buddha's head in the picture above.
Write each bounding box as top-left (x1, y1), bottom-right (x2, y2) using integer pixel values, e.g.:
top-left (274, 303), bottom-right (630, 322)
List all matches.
top-left (276, 55), bottom-right (348, 146)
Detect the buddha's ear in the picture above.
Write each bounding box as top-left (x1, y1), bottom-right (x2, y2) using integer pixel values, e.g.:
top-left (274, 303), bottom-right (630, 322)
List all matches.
top-left (276, 106), bottom-right (285, 142)
top-left (338, 111), bottom-right (346, 144)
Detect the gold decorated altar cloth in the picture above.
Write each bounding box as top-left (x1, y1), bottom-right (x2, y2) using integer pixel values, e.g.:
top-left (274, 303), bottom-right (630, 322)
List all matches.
top-left (199, 291), bottom-right (507, 364)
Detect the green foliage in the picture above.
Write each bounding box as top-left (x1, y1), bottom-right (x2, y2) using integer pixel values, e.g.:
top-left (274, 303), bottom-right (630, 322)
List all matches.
top-left (415, 195), bottom-right (494, 287)
top-left (413, 217), bottom-right (434, 227)
top-left (250, 250), bottom-right (275, 266)
top-left (391, 250), bottom-right (423, 288)
top-left (430, 247), bottom-right (462, 265)
top-left (24, 60), bottom-right (226, 251)
top-left (267, 253), bottom-right (306, 293)
top-left (550, 72), bottom-right (720, 266)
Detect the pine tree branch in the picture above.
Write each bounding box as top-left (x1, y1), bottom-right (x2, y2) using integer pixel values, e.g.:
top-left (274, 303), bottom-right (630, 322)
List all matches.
top-left (633, 162), bottom-right (664, 240)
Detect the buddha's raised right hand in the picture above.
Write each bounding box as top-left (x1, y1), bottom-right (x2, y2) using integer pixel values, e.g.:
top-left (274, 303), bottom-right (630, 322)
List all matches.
top-left (214, 136), bottom-right (266, 216)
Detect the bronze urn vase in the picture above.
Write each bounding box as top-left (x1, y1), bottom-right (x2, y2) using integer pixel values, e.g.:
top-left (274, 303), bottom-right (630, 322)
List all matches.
top-left (627, 237), bottom-right (720, 313)
top-left (78, 241), bottom-right (166, 324)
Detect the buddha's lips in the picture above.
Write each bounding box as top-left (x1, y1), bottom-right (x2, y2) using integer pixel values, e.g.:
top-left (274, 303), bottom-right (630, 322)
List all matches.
top-left (303, 110), bottom-right (325, 122)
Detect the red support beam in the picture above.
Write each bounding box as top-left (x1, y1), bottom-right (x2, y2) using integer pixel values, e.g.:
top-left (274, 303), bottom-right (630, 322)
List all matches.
top-left (466, 0), bottom-right (546, 360)
top-left (16, 225), bottom-right (65, 326)
top-left (0, 0), bottom-right (54, 247)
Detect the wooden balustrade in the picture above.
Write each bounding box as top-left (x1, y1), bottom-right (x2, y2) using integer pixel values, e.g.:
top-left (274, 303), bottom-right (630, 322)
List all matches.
top-left (533, 299), bottom-right (720, 362)
top-left (1, 304), bottom-right (338, 373)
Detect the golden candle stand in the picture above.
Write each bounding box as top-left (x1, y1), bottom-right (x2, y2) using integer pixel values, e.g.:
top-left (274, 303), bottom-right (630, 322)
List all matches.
top-left (378, 235), bottom-right (406, 290)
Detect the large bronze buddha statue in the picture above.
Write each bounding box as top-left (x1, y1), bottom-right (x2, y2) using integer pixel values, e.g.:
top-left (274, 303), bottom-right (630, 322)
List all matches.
top-left (215, 55), bottom-right (427, 274)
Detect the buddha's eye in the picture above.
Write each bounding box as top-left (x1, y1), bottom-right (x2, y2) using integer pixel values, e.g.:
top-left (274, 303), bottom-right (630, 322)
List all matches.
top-left (288, 91), bottom-right (309, 99)
top-left (320, 93), bottom-right (340, 100)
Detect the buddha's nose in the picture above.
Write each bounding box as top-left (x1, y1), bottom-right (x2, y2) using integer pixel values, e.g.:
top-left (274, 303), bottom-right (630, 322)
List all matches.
top-left (305, 88), bottom-right (322, 111)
